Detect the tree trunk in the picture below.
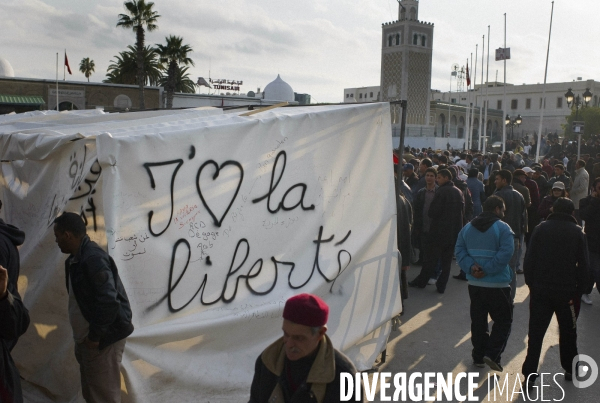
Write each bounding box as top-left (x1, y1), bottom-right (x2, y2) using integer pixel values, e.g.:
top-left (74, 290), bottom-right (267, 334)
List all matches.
top-left (136, 27), bottom-right (146, 110)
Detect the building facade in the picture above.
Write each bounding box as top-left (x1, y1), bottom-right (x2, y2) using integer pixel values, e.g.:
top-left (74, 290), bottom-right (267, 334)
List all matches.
top-left (0, 77), bottom-right (162, 114)
top-left (432, 79), bottom-right (600, 138)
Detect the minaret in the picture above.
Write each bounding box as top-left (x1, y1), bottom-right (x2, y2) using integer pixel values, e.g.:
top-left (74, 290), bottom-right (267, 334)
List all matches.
top-left (380, 0), bottom-right (434, 126)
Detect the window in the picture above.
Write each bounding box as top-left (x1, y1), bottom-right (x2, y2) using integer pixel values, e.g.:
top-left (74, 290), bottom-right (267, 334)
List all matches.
top-left (497, 100), bottom-right (502, 110)
top-left (370, 92), bottom-right (373, 97)
top-left (557, 97), bottom-right (563, 108)
top-left (359, 93), bottom-right (363, 99)
top-left (451, 98), bottom-right (457, 104)
top-left (413, 34), bottom-right (418, 45)
top-left (351, 94), bottom-right (354, 98)
top-left (396, 34), bottom-right (400, 46)
top-left (526, 98), bottom-right (531, 109)
top-left (511, 99), bottom-right (518, 110)
top-left (346, 94), bottom-right (349, 98)
top-left (377, 92), bottom-right (380, 100)
top-left (388, 36), bottom-right (393, 47)
top-left (421, 36), bottom-right (426, 47)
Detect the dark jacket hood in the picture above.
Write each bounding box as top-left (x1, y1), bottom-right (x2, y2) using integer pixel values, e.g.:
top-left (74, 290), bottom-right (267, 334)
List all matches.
top-left (471, 211), bottom-right (501, 232)
top-left (0, 218), bottom-right (25, 246)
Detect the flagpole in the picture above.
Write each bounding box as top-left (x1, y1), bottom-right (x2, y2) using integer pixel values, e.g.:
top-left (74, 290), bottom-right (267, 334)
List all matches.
top-left (56, 53), bottom-right (59, 110)
top-left (478, 35), bottom-right (485, 152)
top-left (470, 45), bottom-right (478, 151)
top-left (63, 49), bottom-right (66, 81)
top-left (483, 26), bottom-right (490, 153)
top-left (536, 1), bottom-right (555, 162)
top-left (465, 58), bottom-right (471, 149)
top-left (502, 13), bottom-right (507, 153)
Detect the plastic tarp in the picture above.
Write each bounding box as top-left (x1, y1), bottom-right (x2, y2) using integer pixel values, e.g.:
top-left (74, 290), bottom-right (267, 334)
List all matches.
top-left (1, 104), bottom-right (401, 402)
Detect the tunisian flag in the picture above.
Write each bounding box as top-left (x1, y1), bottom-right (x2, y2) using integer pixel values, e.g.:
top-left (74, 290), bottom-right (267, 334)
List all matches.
top-left (64, 52), bottom-right (72, 75)
top-left (466, 61), bottom-right (470, 87)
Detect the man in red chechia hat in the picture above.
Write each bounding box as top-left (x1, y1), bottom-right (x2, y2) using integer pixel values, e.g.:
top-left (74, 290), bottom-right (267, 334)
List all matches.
top-left (249, 294), bottom-right (361, 403)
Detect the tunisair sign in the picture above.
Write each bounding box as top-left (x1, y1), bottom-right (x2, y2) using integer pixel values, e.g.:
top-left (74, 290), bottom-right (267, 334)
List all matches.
top-left (209, 78), bottom-right (243, 91)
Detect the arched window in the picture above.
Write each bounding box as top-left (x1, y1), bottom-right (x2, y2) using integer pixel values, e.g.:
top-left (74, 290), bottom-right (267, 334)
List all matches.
top-left (410, 7), bottom-right (417, 20)
top-left (400, 9), bottom-right (406, 20)
top-left (396, 33), bottom-right (400, 45)
top-left (413, 34), bottom-right (418, 45)
top-left (388, 36), bottom-right (393, 47)
top-left (421, 36), bottom-right (426, 47)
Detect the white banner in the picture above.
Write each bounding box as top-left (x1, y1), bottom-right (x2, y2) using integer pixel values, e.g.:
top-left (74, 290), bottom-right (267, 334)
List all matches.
top-left (2, 104), bottom-right (401, 402)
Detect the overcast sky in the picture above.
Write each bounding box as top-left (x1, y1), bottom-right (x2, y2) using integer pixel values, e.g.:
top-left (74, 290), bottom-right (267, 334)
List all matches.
top-left (2, 0), bottom-right (598, 103)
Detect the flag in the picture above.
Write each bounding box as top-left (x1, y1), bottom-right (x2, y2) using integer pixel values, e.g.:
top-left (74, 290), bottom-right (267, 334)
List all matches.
top-left (64, 52), bottom-right (72, 75)
top-left (466, 61), bottom-right (471, 87)
top-left (196, 77), bottom-right (212, 88)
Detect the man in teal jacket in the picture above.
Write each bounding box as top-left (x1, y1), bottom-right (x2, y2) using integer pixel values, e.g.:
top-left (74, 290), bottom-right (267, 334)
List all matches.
top-left (455, 196), bottom-right (515, 372)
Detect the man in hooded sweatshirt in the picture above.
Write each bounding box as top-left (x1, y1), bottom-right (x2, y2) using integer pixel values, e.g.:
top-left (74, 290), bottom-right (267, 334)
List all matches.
top-left (0, 200), bottom-right (30, 403)
top-left (455, 196), bottom-right (515, 372)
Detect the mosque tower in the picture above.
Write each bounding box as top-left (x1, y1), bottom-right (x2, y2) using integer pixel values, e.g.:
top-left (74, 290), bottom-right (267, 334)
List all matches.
top-left (380, 0), bottom-right (434, 126)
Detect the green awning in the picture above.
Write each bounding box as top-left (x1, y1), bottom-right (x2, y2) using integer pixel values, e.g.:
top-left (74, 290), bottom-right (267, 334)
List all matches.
top-left (0, 94), bottom-right (46, 106)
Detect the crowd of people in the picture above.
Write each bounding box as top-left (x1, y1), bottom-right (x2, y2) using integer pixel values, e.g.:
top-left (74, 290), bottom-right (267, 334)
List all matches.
top-left (394, 140), bottom-right (600, 390)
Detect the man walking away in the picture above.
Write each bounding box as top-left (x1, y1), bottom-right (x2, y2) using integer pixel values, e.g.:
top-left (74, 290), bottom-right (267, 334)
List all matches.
top-left (455, 196), bottom-right (515, 372)
top-left (53, 212), bottom-right (134, 403)
top-left (409, 169), bottom-right (464, 293)
top-left (522, 198), bottom-right (589, 389)
top-left (494, 170), bottom-right (526, 301)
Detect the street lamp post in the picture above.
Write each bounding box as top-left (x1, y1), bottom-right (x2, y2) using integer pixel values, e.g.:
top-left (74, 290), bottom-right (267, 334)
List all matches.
top-left (505, 114), bottom-right (522, 141)
top-left (565, 87), bottom-right (592, 160)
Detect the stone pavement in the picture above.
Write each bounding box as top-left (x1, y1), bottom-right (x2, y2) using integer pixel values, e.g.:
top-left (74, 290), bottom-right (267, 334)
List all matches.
top-left (364, 259), bottom-right (600, 402)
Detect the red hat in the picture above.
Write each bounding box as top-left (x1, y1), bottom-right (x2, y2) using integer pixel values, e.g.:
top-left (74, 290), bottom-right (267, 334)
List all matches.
top-left (283, 294), bottom-right (329, 327)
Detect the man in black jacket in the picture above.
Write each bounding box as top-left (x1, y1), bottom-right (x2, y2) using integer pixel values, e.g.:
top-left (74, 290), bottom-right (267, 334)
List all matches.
top-left (249, 294), bottom-right (361, 403)
top-left (0, 205), bottom-right (30, 403)
top-left (522, 198), bottom-right (589, 388)
top-left (409, 169), bottom-right (464, 293)
top-left (54, 212), bottom-right (133, 403)
top-left (579, 177), bottom-right (600, 301)
top-left (494, 170), bottom-right (526, 301)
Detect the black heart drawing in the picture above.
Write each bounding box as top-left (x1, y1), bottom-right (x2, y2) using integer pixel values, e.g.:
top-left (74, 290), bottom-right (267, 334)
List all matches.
top-left (196, 160), bottom-right (244, 227)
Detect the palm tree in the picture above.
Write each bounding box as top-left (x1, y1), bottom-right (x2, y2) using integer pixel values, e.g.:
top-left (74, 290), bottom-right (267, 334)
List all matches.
top-left (117, 0), bottom-right (160, 110)
top-left (104, 45), bottom-right (162, 86)
top-left (156, 35), bottom-right (194, 109)
top-left (79, 58), bottom-right (95, 82)
top-left (158, 65), bottom-right (196, 95)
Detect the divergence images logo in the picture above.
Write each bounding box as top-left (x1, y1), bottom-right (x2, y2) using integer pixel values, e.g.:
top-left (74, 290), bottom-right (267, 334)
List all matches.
top-left (573, 354), bottom-right (598, 389)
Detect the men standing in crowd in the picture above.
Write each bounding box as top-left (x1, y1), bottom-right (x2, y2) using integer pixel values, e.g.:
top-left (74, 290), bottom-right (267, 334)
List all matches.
top-left (412, 158), bottom-right (433, 198)
top-left (494, 170), bottom-right (526, 300)
top-left (413, 167), bottom-right (438, 274)
top-left (0, 201), bottom-right (30, 403)
top-left (403, 163), bottom-right (419, 191)
top-left (548, 164), bottom-right (571, 192)
top-left (579, 177), bottom-right (600, 306)
top-left (409, 169), bottom-right (464, 293)
top-left (455, 196), bottom-right (515, 372)
top-left (522, 198), bottom-right (589, 389)
top-left (249, 294), bottom-right (360, 402)
top-left (53, 212), bottom-right (134, 403)
top-left (531, 167), bottom-right (549, 196)
top-left (570, 160), bottom-right (590, 225)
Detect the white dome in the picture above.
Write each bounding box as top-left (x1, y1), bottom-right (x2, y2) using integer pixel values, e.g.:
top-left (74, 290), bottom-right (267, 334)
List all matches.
top-left (263, 74), bottom-right (295, 102)
top-left (0, 58), bottom-right (15, 78)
